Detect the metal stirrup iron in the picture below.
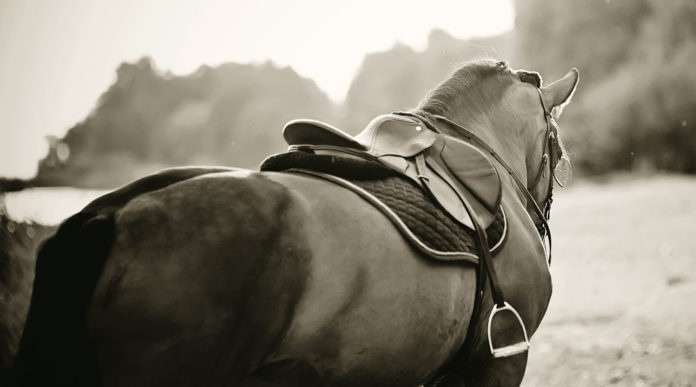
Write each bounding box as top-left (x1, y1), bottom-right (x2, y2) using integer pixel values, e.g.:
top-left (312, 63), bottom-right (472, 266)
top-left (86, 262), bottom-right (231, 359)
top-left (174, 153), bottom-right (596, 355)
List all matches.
top-left (487, 302), bottom-right (530, 358)
top-left (464, 194), bottom-right (531, 358)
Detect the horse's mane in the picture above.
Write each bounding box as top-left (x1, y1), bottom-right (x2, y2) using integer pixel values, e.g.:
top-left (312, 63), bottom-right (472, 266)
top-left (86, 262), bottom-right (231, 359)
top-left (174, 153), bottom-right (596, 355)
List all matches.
top-left (418, 59), bottom-right (542, 116)
top-left (417, 59), bottom-right (571, 173)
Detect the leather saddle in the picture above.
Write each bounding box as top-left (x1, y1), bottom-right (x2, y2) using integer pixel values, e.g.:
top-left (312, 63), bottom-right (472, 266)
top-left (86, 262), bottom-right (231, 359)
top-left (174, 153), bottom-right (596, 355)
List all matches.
top-left (283, 114), bottom-right (502, 230)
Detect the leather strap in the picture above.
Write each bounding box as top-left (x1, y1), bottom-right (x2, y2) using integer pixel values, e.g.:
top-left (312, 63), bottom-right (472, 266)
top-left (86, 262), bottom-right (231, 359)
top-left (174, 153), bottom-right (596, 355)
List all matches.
top-left (462, 188), bottom-right (505, 307)
top-left (410, 88), bottom-right (557, 384)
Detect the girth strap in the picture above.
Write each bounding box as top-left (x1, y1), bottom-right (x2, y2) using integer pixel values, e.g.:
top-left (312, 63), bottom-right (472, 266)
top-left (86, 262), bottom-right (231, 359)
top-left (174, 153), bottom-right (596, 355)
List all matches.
top-left (461, 186), bottom-right (505, 308)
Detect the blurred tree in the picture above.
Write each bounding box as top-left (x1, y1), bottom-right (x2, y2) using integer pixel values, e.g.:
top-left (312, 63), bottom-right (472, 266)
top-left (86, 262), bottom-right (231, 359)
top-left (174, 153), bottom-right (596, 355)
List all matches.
top-left (515, 0), bottom-right (650, 84)
top-left (35, 1), bottom-right (696, 187)
top-left (33, 31), bottom-right (511, 187)
top-left (342, 29), bottom-right (512, 131)
top-left (34, 59), bottom-right (337, 187)
top-left (515, 0), bottom-right (696, 174)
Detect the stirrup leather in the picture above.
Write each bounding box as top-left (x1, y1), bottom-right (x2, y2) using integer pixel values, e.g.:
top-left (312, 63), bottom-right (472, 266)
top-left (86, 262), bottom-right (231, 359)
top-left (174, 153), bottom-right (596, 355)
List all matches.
top-left (487, 302), bottom-right (530, 358)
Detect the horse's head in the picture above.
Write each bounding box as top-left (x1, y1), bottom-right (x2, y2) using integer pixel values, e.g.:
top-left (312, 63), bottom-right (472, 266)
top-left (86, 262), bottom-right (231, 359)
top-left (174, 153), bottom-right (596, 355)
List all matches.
top-left (417, 59), bottom-right (579, 225)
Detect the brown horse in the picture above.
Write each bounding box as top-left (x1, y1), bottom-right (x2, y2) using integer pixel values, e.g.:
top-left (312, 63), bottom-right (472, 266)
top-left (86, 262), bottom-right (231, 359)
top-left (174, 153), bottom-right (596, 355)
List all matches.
top-left (12, 60), bottom-right (578, 386)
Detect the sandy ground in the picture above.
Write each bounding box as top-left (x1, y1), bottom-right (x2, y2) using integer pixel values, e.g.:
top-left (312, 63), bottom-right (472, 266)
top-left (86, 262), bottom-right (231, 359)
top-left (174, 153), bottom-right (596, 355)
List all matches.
top-left (522, 175), bottom-right (696, 387)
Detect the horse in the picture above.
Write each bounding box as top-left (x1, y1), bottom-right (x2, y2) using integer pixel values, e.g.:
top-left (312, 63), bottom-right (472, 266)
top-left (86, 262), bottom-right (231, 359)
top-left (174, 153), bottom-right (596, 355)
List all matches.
top-left (11, 59), bottom-right (578, 386)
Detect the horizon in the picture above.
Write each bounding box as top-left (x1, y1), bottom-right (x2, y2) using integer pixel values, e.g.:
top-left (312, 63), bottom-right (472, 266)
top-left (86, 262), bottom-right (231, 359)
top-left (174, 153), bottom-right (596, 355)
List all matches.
top-left (0, 0), bottom-right (513, 179)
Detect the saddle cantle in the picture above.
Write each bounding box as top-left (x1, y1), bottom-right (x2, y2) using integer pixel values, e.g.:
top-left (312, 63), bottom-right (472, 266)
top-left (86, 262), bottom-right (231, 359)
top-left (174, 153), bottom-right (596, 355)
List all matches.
top-left (283, 114), bottom-right (502, 230)
top-left (284, 119), bottom-right (366, 150)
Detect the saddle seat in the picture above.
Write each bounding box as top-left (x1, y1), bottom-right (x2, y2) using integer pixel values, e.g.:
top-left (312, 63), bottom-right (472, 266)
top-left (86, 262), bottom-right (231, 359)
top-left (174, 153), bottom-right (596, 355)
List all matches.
top-left (283, 114), bottom-right (502, 230)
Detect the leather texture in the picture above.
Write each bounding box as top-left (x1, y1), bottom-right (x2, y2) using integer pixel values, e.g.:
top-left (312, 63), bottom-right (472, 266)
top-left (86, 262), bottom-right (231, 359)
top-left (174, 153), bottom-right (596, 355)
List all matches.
top-left (282, 114), bottom-right (502, 230)
top-left (354, 115), bottom-right (437, 157)
top-left (284, 119), bottom-right (366, 150)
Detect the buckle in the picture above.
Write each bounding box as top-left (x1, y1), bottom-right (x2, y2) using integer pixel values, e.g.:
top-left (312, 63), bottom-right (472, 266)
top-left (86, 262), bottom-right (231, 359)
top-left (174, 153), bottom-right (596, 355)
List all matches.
top-left (487, 302), bottom-right (530, 358)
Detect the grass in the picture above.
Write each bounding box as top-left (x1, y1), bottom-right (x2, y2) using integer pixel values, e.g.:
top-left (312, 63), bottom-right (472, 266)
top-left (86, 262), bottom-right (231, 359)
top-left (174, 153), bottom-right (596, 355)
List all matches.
top-left (523, 174), bottom-right (696, 386)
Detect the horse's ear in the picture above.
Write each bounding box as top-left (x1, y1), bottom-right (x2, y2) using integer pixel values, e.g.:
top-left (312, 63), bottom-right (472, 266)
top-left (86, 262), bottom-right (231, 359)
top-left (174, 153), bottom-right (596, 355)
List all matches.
top-left (541, 68), bottom-right (579, 117)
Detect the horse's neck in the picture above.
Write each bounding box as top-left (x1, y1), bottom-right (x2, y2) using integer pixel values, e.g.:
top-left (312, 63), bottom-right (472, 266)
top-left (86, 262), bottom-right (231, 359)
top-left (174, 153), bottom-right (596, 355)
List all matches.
top-left (443, 111), bottom-right (530, 186)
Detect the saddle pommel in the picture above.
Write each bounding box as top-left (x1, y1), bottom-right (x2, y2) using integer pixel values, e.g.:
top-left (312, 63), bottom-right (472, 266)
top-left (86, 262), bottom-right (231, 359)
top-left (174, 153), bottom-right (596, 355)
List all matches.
top-left (354, 115), bottom-right (437, 157)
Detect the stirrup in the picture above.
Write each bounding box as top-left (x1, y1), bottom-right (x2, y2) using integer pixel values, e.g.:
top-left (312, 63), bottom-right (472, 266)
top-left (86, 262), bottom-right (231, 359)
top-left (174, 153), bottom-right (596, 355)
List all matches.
top-left (487, 302), bottom-right (530, 358)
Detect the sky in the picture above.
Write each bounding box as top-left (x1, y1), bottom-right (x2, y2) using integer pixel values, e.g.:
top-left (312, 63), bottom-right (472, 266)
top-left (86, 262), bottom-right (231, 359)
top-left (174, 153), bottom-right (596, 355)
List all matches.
top-left (0, 0), bottom-right (513, 179)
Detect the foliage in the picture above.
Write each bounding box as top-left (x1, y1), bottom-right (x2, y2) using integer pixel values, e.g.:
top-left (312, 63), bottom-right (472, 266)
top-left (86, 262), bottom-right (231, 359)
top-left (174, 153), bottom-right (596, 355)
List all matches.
top-left (342, 30), bottom-right (512, 131)
top-left (29, 1), bottom-right (696, 186)
top-left (33, 58), bottom-right (338, 187)
top-left (515, 0), bottom-right (696, 174)
top-left (33, 32), bottom-right (512, 188)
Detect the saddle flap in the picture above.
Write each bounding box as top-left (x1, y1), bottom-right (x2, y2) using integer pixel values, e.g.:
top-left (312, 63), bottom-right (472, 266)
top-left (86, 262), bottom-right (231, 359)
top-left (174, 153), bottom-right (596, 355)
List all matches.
top-left (283, 119), bottom-right (366, 150)
top-left (354, 114), bottom-right (437, 157)
top-left (413, 136), bottom-right (501, 229)
top-left (419, 161), bottom-right (476, 229)
top-left (440, 137), bottom-right (502, 214)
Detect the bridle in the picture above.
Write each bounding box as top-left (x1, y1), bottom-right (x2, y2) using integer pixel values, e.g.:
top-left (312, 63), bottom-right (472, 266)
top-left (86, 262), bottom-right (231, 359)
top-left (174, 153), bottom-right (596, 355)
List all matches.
top-left (526, 87), bottom-right (561, 259)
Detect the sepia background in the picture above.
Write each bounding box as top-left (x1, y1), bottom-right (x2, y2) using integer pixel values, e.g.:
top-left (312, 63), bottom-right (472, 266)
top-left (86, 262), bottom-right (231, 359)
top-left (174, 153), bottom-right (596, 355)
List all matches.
top-left (1, 0), bottom-right (695, 385)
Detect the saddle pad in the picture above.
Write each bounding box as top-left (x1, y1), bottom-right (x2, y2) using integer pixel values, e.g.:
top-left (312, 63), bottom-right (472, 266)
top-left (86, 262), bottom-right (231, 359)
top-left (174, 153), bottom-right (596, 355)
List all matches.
top-left (260, 151), bottom-right (506, 263)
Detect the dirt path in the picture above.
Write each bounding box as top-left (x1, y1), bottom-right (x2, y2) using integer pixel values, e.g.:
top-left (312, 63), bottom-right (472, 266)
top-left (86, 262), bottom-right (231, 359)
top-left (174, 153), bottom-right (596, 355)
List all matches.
top-left (523, 175), bottom-right (696, 386)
